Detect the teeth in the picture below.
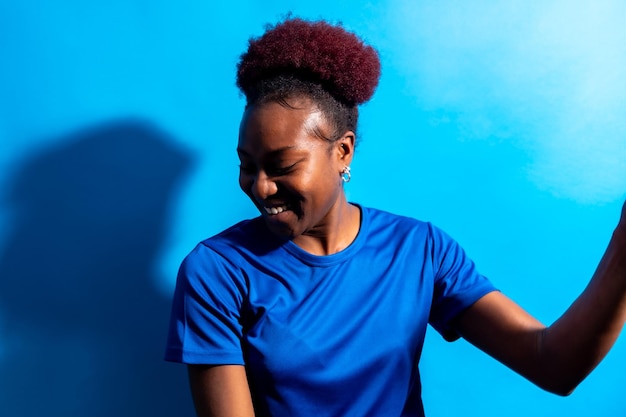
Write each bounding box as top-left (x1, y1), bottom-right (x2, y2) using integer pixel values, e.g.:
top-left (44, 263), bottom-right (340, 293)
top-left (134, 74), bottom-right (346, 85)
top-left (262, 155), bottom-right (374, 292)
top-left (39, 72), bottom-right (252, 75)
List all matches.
top-left (264, 204), bottom-right (288, 215)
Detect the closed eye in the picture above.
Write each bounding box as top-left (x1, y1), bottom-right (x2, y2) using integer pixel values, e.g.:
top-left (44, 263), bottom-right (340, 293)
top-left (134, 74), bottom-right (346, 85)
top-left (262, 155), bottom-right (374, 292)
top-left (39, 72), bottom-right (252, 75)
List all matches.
top-left (238, 163), bottom-right (256, 175)
top-left (267, 162), bottom-right (297, 177)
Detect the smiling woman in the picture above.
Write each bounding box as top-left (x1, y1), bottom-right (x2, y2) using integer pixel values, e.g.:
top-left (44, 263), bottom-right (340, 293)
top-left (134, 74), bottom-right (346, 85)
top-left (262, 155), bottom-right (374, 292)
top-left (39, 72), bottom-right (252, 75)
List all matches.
top-left (230, 18), bottom-right (380, 254)
top-left (237, 98), bottom-right (359, 252)
top-left (164, 17), bottom-right (626, 417)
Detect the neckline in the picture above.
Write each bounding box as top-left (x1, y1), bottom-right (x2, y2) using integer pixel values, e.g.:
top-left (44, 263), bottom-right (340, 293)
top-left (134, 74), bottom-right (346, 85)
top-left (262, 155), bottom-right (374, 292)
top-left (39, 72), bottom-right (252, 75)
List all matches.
top-left (281, 204), bottom-right (367, 267)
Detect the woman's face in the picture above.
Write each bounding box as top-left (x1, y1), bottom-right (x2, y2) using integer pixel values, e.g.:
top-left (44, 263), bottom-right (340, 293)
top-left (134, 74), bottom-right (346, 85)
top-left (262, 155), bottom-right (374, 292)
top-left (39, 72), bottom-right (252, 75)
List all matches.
top-left (237, 97), bottom-right (354, 240)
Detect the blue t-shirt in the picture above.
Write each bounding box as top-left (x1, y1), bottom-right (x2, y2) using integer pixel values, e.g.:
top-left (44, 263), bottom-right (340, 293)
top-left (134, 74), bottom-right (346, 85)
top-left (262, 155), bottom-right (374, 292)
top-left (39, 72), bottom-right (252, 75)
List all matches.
top-left (165, 205), bottom-right (496, 416)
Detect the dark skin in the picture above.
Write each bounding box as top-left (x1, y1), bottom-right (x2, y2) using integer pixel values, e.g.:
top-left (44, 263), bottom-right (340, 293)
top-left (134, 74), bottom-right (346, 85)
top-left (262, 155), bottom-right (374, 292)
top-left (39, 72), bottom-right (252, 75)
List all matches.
top-left (236, 97), bottom-right (360, 255)
top-left (188, 95), bottom-right (626, 416)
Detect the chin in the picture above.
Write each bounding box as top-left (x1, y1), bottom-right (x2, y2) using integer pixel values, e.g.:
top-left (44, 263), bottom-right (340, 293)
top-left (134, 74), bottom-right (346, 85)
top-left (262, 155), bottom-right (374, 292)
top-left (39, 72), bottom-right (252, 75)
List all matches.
top-left (263, 217), bottom-right (298, 240)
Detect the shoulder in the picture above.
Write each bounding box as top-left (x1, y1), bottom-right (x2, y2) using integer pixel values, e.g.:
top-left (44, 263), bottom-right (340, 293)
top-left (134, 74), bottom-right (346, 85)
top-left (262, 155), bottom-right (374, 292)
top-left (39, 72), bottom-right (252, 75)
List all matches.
top-left (177, 220), bottom-right (267, 298)
top-left (359, 205), bottom-right (463, 258)
top-left (197, 217), bottom-right (280, 257)
top-left (181, 217), bottom-right (284, 279)
top-left (360, 205), bottom-right (436, 239)
top-left (180, 218), bottom-right (263, 273)
top-left (203, 217), bottom-right (266, 248)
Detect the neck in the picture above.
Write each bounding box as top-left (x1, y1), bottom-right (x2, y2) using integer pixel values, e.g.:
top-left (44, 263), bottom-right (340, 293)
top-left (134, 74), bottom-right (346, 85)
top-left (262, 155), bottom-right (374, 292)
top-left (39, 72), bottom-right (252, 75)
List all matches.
top-left (292, 198), bottom-right (361, 256)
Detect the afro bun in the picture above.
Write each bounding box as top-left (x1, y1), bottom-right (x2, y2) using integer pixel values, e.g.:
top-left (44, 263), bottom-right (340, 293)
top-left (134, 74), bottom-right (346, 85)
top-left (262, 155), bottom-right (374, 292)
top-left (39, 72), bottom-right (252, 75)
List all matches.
top-left (236, 18), bottom-right (381, 106)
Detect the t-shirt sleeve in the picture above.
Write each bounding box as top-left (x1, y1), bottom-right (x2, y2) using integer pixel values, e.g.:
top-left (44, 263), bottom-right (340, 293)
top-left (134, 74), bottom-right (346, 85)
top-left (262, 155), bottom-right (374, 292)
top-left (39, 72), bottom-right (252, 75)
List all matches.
top-left (427, 223), bottom-right (498, 342)
top-left (164, 243), bottom-right (247, 365)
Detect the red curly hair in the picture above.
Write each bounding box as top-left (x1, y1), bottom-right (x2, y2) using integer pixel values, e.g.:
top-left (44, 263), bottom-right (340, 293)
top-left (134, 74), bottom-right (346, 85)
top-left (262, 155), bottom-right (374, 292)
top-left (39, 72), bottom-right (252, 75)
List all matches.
top-left (236, 18), bottom-right (381, 143)
top-left (236, 18), bottom-right (381, 107)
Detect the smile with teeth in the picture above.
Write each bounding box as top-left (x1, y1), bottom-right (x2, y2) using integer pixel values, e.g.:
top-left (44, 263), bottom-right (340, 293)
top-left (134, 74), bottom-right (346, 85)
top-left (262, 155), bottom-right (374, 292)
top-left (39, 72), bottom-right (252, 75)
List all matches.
top-left (264, 204), bottom-right (288, 215)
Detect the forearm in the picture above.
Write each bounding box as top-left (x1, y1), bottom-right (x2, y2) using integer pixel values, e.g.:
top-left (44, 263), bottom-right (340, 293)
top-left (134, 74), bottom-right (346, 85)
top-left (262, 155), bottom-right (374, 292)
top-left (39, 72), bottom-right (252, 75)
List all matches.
top-left (456, 204), bottom-right (626, 395)
top-left (538, 223), bottom-right (626, 394)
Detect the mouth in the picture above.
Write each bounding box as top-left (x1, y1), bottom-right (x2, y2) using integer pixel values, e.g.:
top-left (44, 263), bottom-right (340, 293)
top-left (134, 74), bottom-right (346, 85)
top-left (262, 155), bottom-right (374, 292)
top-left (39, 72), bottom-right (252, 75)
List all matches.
top-left (263, 203), bottom-right (289, 215)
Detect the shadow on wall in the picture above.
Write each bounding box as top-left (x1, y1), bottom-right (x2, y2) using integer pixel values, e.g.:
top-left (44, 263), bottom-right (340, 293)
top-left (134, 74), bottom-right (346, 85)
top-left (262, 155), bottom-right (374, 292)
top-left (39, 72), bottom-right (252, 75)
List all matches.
top-left (0, 120), bottom-right (196, 417)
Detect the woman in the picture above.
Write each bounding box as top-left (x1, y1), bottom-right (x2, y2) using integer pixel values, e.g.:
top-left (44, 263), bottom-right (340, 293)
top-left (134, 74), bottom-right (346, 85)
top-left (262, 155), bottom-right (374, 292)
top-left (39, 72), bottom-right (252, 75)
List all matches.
top-left (165, 18), bottom-right (626, 416)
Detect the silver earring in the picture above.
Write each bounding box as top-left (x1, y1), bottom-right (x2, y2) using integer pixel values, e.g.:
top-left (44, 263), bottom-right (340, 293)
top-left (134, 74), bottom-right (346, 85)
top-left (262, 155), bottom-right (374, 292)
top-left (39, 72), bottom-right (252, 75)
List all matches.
top-left (341, 166), bottom-right (351, 183)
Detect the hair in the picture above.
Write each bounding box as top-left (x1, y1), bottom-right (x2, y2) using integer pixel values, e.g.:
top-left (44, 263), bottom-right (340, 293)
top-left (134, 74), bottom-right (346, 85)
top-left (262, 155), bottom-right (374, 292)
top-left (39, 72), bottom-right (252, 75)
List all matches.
top-left (236, 18), bottom-right (381, 143)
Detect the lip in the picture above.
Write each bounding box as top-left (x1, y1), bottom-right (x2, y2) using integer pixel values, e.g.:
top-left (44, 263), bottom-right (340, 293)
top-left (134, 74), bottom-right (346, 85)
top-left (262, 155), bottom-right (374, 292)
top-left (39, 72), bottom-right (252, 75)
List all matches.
top-left (259, 201), bottom-right (290, 215)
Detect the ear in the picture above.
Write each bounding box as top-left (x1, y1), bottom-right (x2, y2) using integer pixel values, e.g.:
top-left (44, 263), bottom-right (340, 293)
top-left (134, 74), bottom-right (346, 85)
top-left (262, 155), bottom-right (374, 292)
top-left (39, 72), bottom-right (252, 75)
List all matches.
top-left (335, 131), bottom-right (356, 166)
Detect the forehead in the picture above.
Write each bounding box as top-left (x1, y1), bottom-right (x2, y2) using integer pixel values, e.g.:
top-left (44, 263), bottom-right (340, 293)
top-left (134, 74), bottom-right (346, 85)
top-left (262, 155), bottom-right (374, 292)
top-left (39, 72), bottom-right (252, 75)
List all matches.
top-left (238, 99), bottom-right (328, 156)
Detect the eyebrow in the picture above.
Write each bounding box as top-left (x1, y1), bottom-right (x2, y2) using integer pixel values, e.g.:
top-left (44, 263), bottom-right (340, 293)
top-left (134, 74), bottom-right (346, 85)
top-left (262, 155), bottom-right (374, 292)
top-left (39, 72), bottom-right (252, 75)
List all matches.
top-left (236, 145), bottom-right (299, 158)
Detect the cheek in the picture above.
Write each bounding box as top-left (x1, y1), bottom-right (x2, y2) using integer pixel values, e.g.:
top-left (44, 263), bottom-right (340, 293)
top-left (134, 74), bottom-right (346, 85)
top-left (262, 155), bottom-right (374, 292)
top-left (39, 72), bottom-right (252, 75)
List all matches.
top-left (302, 164), bottom-right (341, 203)
top-left (239, 174), bottom-right (253, 197)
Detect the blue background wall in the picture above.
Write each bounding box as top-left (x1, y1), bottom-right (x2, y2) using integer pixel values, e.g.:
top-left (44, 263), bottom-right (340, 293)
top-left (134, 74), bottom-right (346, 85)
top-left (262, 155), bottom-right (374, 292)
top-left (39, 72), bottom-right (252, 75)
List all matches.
top-left (1, 1), bottom-right (624, 416)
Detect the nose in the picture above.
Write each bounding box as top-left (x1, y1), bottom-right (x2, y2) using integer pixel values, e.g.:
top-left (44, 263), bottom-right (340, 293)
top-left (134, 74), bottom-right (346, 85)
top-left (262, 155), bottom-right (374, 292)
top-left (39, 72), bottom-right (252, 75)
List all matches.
top-left (251, 171), bottom-right (278, 201)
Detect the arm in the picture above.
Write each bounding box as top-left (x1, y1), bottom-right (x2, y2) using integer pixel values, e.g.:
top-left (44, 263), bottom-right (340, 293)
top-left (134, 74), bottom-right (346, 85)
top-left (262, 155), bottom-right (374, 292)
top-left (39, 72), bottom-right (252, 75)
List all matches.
top-left (188, 365), bottom-right (255, 417)
top-left (455, 202), bottom-right (626, 395)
